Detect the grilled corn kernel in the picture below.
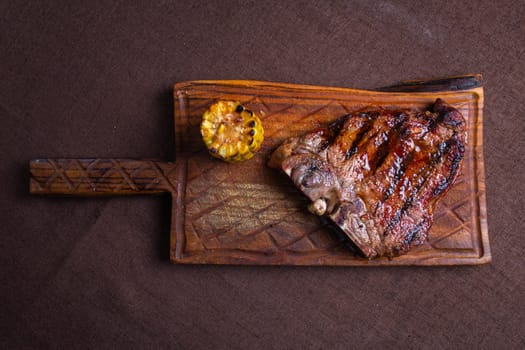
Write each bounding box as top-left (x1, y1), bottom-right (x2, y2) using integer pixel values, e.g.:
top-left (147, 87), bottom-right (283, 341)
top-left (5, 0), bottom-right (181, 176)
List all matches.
top-left (200, 101), bottom-right (264, 162)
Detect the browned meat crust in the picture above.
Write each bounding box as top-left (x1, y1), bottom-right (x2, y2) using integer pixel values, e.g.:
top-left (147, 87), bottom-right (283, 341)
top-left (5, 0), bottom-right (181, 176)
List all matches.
top-left (269, 99), bottom-right (466, 259)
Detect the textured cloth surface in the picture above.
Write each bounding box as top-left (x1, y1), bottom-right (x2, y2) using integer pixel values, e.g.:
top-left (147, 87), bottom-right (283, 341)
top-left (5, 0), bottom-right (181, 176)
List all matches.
top-left (1, 1), bottom-right (524, 349)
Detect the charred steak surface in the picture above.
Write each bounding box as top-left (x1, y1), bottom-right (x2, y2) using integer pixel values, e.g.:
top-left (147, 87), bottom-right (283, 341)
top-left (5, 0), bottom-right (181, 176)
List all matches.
top-left (269, 99), bottom-right (466, 258)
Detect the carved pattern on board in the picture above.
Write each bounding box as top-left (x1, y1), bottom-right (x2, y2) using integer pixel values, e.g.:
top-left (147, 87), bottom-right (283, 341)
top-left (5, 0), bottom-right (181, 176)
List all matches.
top-left (30, 158), bottom-right (177, 195)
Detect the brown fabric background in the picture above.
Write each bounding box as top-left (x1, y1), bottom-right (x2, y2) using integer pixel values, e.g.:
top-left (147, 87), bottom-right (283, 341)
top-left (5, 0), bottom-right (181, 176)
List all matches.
top-left (2, 1), bottom-right (524, 349)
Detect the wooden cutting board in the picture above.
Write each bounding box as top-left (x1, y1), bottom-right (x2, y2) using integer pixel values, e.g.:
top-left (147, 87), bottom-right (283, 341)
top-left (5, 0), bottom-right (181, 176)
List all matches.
top-left (30, 76), bottom-right (490, 266)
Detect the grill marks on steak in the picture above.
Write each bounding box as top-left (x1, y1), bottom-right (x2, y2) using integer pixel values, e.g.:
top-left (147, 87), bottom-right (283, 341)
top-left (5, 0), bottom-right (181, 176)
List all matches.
top-left (269, 99), bottom-right (466, 258)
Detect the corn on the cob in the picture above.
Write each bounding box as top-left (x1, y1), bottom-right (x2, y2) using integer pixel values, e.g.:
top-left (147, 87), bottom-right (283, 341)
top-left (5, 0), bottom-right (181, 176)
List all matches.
top-left (200, 101), bottom-right (264, 162)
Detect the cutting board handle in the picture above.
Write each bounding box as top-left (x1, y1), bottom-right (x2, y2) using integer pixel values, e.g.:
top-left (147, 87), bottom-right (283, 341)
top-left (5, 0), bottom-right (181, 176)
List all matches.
top-left (29, 158), bottom-right (177, 195)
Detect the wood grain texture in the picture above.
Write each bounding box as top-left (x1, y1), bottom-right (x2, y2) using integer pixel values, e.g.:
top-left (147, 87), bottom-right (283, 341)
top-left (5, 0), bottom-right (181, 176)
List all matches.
top-left (28, 76), bottom-right (490, 266)
top-left (171, 79), bottom-right (489, 265)
top-left (30, 159), bottom-right (178, 195)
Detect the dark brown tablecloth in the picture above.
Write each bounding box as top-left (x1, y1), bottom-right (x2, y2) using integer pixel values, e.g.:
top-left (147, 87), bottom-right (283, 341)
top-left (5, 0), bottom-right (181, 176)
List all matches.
top-left (2, 1), bottom-right (524, 348)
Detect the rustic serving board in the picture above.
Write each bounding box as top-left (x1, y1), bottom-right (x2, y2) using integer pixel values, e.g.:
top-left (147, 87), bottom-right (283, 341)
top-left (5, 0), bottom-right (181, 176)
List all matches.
top-left (30, 76), bottom-right (490, 265)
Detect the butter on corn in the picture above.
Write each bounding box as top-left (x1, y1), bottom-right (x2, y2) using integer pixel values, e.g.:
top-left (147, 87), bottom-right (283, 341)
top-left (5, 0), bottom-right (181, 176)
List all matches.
top-left (200, 101), bottom-right (264, 163)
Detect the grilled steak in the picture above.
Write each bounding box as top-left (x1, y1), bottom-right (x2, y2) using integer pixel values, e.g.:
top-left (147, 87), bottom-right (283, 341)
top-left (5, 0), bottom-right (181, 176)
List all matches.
top-left (269, 99), bottom-right (466, 258)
